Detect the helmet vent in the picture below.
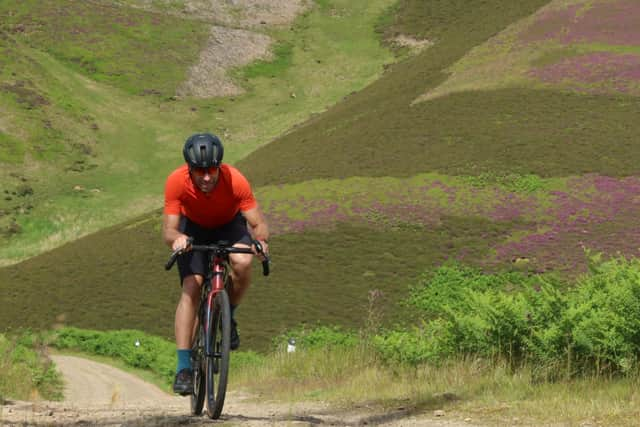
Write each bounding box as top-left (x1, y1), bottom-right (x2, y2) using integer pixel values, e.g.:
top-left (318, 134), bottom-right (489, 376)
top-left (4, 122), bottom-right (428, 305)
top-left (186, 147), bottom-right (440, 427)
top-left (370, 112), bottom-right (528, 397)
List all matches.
top-left (199, 145), bottom-right (207, 166)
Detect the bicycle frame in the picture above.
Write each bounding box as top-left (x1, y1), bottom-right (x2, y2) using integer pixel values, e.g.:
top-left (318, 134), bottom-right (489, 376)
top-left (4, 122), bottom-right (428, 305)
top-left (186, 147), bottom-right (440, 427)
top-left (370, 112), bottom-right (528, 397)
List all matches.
top-left (202, 251), bottom-right (230, 359)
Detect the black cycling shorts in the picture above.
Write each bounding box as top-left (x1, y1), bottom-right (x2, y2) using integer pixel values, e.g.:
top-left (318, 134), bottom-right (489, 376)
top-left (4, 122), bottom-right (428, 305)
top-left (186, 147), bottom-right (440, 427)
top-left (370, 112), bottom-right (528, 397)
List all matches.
top-left (177, 213), bottom-right (253, 284)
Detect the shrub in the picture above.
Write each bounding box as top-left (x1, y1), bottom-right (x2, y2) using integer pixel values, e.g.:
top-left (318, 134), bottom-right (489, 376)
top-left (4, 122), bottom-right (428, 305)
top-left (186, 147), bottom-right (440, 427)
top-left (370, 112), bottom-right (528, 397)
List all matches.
top-left (405, 263), bottom-right (541, 319)
top-left (377, 258), bottom-right (640, 378)
top-left (565, 257), bottom-right (640, 375)
top-left (373, 318), bottom-right (454, 365)
top-left (274, 325), bottom-right (358, 351)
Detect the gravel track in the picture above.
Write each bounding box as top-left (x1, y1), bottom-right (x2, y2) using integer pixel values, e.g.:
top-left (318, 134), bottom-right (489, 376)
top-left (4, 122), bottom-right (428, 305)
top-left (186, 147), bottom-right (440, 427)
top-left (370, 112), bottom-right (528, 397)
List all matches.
top-left (0, 356), bottom-right (478, 426)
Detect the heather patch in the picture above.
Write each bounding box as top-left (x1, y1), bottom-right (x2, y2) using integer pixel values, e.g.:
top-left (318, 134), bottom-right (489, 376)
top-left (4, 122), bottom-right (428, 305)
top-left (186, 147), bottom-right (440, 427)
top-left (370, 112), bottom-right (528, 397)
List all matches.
top-left (418, 0), bottom-right (640, 101)
top-left (259, 174), bottom-right (640, 275)
top-left (519, 1), bottom-right (640, 94)
top-left (518, 3), bottom-right (583, 45)
top-left (521, 0), bottom-right (640, 46)
top-left (257, 174), bottom-right (549, 236)
top-left (528, 52), bottom-right (640, 95)
top-left (493, 175), bottom-right (640, 274)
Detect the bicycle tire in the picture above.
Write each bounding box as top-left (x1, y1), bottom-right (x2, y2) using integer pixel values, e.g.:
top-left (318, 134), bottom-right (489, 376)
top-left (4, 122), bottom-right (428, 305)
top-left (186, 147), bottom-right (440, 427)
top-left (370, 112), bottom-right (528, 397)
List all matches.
top-left (206, 289), bottom-right (231, 419)
top-left (190, 320), bottom-right (206, 415)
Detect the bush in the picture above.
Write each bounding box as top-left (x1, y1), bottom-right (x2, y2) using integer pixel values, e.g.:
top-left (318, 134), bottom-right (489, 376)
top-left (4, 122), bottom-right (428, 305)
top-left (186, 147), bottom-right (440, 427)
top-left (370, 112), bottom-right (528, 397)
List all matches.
top-left (373, 318), bottom-right (454, 365)
top-left (405, 264), bottom-right (541, 318)
top-left (376, 258), bottom-right (640, 378)
top-left (565, 257), bottom-right (640, 375)
top-left (274, 325), bottom-right (359, 351)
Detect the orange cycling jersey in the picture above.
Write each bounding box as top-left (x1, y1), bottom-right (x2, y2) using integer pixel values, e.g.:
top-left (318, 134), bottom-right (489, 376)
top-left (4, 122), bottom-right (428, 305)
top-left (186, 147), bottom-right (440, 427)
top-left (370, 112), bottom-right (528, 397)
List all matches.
top-left (164, 164), bottom-right (257, 228)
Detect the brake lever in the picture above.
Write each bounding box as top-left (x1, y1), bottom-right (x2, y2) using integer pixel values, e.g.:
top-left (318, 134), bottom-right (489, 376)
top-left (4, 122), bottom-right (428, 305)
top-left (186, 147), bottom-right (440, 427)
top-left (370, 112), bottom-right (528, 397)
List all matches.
top-left (253, 239), bottom-right (270, 276)
top-left (164, 237), bottom-right (194, 271)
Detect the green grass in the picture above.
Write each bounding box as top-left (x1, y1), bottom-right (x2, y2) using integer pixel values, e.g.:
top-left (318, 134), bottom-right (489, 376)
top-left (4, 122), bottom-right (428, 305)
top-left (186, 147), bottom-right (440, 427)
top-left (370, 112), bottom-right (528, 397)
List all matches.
top-left (0, 0), bottom-right (210, 97)
top-left (0, 331), bottom-right (63, 402)
top-left (239, 41), bottom-right (294, 79)
top-left (234, 346), bottom-right (640, 426)
top-left (0, 130), bottom-right (24, 163)
top-left (0, 0), bottom-right (397, 265)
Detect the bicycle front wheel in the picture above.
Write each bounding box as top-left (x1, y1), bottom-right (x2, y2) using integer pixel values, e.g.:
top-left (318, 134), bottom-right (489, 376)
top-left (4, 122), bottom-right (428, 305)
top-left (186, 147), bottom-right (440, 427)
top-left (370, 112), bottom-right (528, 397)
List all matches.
top-left (206, 289), bottom-right (231, 419)
top-left (190, 319), bottom-right (205, 415)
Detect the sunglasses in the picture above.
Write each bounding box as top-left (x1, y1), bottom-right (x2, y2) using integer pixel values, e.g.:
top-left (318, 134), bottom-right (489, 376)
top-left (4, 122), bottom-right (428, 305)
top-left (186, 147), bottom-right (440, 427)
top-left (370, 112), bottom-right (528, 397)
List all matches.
top-left (191, 166), bottom-right (219, 177)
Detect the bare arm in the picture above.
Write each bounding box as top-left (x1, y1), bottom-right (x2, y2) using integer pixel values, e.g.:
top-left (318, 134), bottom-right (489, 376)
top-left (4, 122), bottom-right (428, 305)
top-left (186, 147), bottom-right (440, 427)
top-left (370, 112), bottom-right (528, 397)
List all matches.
top-left (242, 206), bottom-right (270, 255)
top-left (162, 214), bottom-right (190, 251)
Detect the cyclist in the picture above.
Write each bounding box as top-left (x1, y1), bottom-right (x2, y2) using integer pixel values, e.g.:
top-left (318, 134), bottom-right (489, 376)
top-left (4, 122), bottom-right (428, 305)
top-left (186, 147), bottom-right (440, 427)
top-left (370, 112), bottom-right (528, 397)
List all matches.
top-left (163, 132), bottom-right (270, 395)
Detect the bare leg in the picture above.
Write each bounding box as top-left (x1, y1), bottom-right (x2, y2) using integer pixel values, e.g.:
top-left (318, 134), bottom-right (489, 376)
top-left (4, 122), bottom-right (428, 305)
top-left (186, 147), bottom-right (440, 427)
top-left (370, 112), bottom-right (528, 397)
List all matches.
top-left (175, 275), bottom-right (202, 349)
top-left (228, 249), bottom-right (253, 306)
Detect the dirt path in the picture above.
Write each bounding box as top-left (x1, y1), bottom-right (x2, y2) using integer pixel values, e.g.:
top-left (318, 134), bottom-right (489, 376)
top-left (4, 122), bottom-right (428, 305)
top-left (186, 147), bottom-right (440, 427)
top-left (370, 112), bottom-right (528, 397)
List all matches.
top-left (0, 355), bottom-right (482, 426)
top-left (50, 355), bottom-right (180, 406)
top-left (175, 0), bottom-right (309, 97)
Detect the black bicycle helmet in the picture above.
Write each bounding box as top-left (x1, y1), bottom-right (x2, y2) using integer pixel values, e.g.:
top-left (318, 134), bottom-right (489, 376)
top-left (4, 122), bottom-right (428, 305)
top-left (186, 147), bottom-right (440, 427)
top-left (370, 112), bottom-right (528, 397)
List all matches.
top-left (182, 133), bottom-right (224, 168)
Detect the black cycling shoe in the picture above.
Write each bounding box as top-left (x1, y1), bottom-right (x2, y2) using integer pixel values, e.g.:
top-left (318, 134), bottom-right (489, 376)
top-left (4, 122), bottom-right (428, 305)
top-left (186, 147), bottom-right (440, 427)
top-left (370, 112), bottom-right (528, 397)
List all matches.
top-left (230, 319), bottom-right (240, 350)
top-left (173, 368), bottom-right (193, 396)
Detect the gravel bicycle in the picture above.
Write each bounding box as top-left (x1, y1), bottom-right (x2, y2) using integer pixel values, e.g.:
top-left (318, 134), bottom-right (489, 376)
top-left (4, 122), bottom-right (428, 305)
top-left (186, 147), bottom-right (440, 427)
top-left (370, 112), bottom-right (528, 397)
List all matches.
top-left (165, 238), bottom-right (270, 419)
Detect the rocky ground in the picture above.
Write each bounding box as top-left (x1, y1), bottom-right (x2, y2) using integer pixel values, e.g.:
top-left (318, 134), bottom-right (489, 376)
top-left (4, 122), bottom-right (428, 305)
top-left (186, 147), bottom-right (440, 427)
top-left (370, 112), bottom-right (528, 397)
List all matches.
top-left (172, 0), bottom-right (309, 97)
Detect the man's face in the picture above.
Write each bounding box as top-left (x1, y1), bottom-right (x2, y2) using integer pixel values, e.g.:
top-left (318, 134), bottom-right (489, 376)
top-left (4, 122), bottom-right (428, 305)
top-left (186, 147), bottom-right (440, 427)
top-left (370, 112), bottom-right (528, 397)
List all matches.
top-left (190, 166), bottom-right (219, 193)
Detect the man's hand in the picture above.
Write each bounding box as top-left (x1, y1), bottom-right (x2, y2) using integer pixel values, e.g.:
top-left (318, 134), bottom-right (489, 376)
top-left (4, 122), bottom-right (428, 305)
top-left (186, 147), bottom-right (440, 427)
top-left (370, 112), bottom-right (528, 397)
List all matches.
top-left (252, 239), bottom-right (269, 261)
top-left (172, 234), bottom-right (192, 252)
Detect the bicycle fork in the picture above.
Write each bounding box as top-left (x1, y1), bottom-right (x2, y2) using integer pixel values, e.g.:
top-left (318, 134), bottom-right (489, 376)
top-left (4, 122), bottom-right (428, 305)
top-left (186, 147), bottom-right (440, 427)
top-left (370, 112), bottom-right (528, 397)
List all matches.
top-left (205, 254), bottom-right (226, 371)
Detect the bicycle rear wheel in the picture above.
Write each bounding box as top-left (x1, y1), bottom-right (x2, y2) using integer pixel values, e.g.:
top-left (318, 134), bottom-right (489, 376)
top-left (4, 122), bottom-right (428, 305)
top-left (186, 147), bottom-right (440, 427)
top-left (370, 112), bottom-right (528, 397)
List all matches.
top-left (190, 320), bottom-right (205, 415)
top-left (206, 289), bottom-right (231, 419)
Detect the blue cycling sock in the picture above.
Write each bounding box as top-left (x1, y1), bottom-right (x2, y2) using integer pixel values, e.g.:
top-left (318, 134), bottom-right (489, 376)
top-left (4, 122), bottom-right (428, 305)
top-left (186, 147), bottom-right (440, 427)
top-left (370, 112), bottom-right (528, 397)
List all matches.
top-left (176, 349), bottom-right (192, 373)
top-left (230, 304), bottom-right (238, 320)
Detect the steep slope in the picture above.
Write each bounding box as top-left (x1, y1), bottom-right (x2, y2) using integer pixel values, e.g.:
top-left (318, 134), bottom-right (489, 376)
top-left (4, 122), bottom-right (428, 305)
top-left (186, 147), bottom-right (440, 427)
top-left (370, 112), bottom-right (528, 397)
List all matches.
top-left (239, 0), bottom-right (639, 183)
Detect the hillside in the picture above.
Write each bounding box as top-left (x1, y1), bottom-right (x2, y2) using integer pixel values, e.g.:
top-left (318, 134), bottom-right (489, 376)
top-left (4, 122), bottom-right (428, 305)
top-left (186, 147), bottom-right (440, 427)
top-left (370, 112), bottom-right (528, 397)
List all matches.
top-left (2, 0), bottom-right (640, 352)
top-left (0, 0), bottom-right (394, 265)
top-left (239, 0), bottom-right (640, 274)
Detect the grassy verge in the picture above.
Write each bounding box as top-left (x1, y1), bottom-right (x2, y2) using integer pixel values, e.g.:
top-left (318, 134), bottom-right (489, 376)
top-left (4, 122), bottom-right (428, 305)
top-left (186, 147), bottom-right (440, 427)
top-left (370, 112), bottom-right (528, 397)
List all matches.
top-left (233, 345), bottom-right (640, 426)
top-left (0, 331), bottom-right (63, 402)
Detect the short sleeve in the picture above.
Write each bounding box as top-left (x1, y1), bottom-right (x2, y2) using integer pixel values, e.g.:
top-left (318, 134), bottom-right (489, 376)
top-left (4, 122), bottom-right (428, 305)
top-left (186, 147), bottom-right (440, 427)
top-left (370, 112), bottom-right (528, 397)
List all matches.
top-left (164, 172), bottom-right (183, 215)
top-left (232, 169), bottom-right (257, 212)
